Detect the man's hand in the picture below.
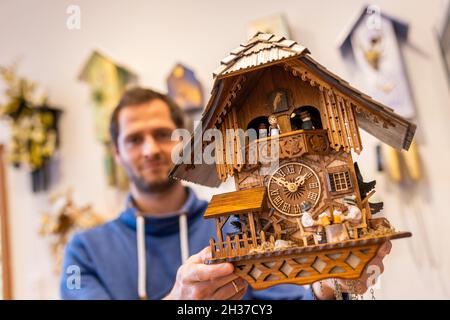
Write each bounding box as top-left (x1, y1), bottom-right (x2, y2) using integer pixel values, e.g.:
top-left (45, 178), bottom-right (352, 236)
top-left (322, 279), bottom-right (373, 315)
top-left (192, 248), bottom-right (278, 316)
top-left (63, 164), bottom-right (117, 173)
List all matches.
top-left (312, 240), bottom-right (392, 299)
top-left (164, 246), bottom-right (248, 300)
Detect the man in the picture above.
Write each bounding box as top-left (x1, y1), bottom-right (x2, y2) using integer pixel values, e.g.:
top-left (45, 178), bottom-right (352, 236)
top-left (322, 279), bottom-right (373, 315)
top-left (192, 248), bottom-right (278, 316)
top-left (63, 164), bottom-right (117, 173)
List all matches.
top-left (61, 87), bottom-right (391, 300)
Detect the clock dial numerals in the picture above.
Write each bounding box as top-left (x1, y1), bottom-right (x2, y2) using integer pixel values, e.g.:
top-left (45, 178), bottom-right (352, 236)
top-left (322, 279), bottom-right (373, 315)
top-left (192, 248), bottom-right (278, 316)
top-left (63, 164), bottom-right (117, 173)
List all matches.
top-left (277, 170), bottom-right (286, 178)
top-left (270, 189), bottom-right (280, 197)
top-left (286, 165), bottom-right (295, 174)
top-left (309, 182), bottom-right (319, 189)
top-left (273, 196), bottom-right (284, 207)
top-left (307, 192), bottom-right (318, 202)
top-left (282, 203), bottom-right (291, 213)
top-left (267, 162), bottom-right (322, 217)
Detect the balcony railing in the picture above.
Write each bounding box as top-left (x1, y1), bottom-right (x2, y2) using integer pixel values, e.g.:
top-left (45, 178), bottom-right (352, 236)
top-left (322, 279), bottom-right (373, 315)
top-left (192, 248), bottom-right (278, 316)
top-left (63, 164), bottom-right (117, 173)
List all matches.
top-left (243, 129), bottom-right (330, 165)
top-left (209, 231), bottom-right (274, 260)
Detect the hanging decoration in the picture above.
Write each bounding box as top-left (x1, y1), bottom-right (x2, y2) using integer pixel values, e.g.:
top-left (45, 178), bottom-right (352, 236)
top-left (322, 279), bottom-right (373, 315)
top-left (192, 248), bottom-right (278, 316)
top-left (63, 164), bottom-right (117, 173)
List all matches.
top-left (436, 0), bottom-right (450, 84)
top-left (337, 6), bottom-right (443, 289)
top-left (78, 50), bottom-right (138, 190)
top-left (39, 188), bottom-right (105, 273)
top-left (166, 63), bottom-right (204, 114)
top-left (337, 5), bottom-right (422, 183)
top-left (247, 13), bottom-right (291, 39)
top-left (0, 64), bottom-right (62, 192)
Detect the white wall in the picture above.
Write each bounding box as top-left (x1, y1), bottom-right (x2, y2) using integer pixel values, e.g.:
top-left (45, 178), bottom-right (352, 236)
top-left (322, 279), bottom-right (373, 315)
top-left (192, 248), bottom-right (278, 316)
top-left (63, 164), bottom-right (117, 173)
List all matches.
top-left (0, 0), bottom-right (449, 299)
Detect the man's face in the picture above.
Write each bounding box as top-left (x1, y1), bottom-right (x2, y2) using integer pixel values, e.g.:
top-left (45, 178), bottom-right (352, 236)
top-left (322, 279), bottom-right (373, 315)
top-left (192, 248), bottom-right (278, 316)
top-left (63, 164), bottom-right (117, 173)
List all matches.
top-left (114, 99), bottom-right (179, 193)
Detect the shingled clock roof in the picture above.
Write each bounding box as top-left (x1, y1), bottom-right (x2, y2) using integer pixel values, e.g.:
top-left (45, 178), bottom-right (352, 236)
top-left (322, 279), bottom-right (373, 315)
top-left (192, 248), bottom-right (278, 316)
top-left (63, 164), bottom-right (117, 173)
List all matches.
top-left (213, 32), bottom-right (310, 79)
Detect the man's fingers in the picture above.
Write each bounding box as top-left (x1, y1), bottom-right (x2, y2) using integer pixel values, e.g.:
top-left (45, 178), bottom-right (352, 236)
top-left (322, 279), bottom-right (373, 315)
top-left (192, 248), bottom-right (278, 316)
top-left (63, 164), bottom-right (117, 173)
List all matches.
top-left (183, 262), bottom-right (234, 283)
top-left (207, 273), bottom-right (241, 291)
top-left (335, 279), bottom-right (350, 292)
top-left (352, 280), bottom-right (368, 295)
top-left (198, 246), bottom-right (213, 262)
top-left (336, 254), bottom-right (385, 296)
top-left (189, 246), bottom-right (212, 264)
top-left (211, 278), bottom-right (247, 300)
top-left (228, 284), bottom-right (248, 300)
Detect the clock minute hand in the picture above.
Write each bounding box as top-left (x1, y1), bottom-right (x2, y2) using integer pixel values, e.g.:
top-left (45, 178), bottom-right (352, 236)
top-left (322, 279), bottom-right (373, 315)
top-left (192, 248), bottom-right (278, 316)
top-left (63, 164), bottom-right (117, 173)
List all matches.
top-left (295, 174), bottom-right (307, 186)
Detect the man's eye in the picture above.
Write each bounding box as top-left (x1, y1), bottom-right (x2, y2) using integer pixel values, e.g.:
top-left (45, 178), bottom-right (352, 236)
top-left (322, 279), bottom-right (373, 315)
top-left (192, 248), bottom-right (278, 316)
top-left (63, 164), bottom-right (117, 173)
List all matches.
top-left (127, 136), bottom-right (142, 145)
top-left (155, 131), bottom-right (173, 141)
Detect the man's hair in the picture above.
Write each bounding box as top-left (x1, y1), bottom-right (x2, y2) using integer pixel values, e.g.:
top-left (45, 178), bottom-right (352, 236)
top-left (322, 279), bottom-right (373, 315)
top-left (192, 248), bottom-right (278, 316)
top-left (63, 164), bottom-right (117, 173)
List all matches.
top-left (110, 87), bottom-right (185, 148)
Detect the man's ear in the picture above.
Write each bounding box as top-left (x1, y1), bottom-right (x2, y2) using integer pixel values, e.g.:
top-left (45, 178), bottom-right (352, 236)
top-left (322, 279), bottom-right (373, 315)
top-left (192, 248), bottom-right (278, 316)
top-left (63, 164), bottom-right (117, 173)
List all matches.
top-left (112, 143), bottom-right (122, 165)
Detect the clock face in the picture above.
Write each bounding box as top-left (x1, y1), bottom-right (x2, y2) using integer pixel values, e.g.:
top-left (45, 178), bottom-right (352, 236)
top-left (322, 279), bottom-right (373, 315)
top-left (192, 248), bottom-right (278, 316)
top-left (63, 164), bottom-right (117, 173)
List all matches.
top-left (267, 162), bottom-right (321, 216)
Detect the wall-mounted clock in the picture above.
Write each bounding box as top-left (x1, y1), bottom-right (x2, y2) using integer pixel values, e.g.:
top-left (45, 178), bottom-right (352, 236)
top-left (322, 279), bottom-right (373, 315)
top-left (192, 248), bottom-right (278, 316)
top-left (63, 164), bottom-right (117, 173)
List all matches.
top-left (267, 162), bottom-right (321, 216)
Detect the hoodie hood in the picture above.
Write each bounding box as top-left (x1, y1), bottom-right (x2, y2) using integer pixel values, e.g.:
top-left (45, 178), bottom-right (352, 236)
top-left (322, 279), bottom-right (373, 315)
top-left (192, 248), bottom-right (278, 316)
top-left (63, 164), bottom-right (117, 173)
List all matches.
top-left (119, 186), bottom-right (207, 236)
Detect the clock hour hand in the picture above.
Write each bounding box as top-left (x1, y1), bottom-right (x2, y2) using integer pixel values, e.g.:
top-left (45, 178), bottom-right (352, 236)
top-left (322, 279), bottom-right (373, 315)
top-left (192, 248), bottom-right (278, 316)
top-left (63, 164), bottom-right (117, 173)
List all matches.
top-left (272, 176), bottom-right (290, 188)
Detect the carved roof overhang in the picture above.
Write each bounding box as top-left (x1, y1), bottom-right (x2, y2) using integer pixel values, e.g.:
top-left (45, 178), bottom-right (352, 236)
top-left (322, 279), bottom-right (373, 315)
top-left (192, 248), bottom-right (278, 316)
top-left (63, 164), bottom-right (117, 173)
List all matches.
top-left (169, 33), bottom-right (416, 187)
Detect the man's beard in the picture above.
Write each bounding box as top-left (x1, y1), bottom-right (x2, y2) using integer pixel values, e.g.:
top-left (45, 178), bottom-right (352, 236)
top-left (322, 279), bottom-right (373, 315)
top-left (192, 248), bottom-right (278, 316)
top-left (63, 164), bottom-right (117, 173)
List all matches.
top-left (131, 173), bottom-right (177, 194)
top-left (123, 161), bottom-right (177, 194)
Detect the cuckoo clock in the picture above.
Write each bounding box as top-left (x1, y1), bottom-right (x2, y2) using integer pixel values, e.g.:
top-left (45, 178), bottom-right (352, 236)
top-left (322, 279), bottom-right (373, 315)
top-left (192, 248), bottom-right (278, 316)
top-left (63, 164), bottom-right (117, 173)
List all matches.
top-left (170, 32), bottom-right (416, 290)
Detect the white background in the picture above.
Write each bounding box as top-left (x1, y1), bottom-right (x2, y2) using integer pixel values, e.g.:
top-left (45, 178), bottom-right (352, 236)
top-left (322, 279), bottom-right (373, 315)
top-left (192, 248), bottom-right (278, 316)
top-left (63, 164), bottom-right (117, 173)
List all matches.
top-left (0, 0), bottom-right (449, 299)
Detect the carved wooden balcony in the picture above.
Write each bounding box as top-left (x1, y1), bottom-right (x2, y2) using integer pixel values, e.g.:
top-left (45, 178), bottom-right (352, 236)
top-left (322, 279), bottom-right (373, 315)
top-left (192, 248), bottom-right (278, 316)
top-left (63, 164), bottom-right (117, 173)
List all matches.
top-left (244, 129), bottom-right (330, 166)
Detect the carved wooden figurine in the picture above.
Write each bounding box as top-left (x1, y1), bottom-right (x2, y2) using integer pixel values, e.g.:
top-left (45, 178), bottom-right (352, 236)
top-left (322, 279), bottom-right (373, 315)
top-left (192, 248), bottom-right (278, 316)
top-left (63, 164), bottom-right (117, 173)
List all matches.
top-left (268, 114), bottom-right (281, 136)
top-left (170, 32), bottom-right (415, 290)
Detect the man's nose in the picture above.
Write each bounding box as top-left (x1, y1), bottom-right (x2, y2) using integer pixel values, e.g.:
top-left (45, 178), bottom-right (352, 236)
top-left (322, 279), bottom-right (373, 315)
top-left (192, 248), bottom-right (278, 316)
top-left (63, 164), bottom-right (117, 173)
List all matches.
top-left (142, 135), bottom-right (162, 157)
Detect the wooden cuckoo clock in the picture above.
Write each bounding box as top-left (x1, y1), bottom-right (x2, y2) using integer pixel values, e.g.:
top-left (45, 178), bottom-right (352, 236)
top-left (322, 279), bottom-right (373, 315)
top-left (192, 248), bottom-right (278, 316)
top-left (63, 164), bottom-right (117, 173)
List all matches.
top-left (170, 32), bottom-right (416, 290)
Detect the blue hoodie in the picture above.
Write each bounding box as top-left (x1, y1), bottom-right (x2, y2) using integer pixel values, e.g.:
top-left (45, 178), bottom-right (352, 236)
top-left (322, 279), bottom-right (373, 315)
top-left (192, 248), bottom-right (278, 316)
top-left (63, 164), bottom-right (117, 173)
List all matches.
top-left (60, 187), bottom-right (313, 300)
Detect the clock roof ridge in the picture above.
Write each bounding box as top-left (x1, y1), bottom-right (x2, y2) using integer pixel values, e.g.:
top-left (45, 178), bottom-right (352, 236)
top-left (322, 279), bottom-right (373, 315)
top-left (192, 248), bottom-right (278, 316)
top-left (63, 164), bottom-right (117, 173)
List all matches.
top-left (213, 32), bottom-right (310, 79)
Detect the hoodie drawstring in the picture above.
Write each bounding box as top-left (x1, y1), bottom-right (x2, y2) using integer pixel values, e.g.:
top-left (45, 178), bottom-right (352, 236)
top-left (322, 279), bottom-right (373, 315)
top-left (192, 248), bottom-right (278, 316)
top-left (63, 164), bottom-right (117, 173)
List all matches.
top-left (136, 213), bottom-right (189, 300)
top-left (136, 214), bottom-right (147, 299)
top-left (179, 213), bottom-right (189, 264)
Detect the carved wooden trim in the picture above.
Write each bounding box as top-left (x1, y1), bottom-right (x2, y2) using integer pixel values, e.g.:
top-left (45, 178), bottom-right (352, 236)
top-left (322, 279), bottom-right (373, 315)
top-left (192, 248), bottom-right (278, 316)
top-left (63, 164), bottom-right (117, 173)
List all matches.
top-left (233, 244), bottom-right (379, 289)
top-left (284, 60), bottom-right (395, 127)
top-left (213, 75), bottom-right (246, 128)
top-left (326, 164), bottom-right (349, 173)
top-left (206, 232), bottom-right (411, 288)
top-left (282, 60), bottom-right (397, 154)
top-left (245, 130), bottom-right (330, 166)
